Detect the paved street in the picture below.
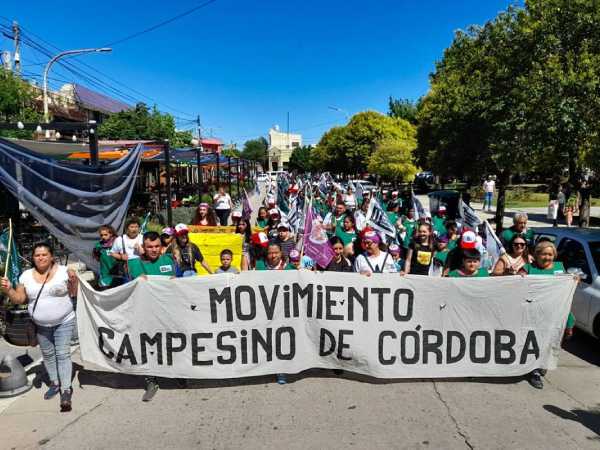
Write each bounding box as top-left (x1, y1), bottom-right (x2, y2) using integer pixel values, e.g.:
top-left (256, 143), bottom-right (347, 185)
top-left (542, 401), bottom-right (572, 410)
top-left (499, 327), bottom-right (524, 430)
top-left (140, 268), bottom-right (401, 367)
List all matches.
top-left (1, 332), bottom-right (599, 450)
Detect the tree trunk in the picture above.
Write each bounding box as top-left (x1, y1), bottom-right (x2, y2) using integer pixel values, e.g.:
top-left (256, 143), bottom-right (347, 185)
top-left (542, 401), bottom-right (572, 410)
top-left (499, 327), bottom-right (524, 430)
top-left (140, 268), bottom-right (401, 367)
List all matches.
top-left (494, 171), bottom-right (510, 234)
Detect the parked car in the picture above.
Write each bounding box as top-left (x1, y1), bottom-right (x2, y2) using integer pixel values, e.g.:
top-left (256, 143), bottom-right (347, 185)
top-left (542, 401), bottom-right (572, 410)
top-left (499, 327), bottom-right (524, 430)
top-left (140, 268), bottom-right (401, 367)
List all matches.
top-left (532, 227), bottom-right (600, 338)
top-left (349, 180), bottom-right (376, 192)
top-left (257, 173), bottom-right (269, 182)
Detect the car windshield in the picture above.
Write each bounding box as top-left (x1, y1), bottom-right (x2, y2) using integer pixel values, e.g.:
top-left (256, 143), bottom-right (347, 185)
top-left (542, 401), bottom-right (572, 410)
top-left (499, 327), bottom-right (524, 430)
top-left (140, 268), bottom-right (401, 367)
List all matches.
top-left (589, 242), bottom-right (600, 274)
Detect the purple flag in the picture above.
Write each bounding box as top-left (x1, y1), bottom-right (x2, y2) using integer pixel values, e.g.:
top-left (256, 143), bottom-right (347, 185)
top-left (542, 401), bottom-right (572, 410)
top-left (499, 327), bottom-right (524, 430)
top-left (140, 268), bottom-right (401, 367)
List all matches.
top-left (303, 203), bottom-right (335, 268)
top-left (242, 189), bottom-right (253, 220)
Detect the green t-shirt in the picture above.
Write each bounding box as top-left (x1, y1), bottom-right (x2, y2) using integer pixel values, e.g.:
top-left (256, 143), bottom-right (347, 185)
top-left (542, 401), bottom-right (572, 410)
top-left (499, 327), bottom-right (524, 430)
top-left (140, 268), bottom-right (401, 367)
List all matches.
top-left (447, 238), bottom-right (459, 251)
top-left (256, 218), bottom-right (269, 228)
top-left (386, 212), bottom-right (398, 226)
top-left (402, 219), bottom-right (417, 248)
top-left (522, 261), bottom-right (565, 275)
top-left (95, 242), bottom-right (117, 287)
top-left (128, 254), bottom-right (177, 279)
top-left (501, 227), bottom-right (534, 246)
top-left (434, 249), bottom-right (449, 266)
top-left (336, 228), bottom-right (357, 247)
top-left (255, 259), bottom-right (296, 271)
top-left (432, 215), bottom-right (446, 236)
top-left (448, 268), bottom-right (489, 278)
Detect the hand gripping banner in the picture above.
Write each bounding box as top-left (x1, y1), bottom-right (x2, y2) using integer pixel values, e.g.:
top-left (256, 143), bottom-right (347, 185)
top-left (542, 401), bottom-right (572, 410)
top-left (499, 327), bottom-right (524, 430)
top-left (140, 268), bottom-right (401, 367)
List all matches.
top-left (77, 272), bottom-right (576, 379)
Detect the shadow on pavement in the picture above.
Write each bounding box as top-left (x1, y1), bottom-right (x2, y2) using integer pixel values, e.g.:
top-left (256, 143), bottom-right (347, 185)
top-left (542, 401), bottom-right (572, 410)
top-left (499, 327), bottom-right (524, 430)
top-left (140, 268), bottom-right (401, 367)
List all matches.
top-left (544, 404), bottom-right (600, 439)
top-left (562, 331), bottom-right (600, 367)
top-left (67, 365), bottom-right (526, 391)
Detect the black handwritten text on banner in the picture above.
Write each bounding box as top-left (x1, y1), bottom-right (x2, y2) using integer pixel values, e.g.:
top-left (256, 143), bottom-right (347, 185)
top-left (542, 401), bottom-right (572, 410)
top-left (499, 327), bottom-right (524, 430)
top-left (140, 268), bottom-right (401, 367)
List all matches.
top-left (77, 272), bottom-right (576, 379)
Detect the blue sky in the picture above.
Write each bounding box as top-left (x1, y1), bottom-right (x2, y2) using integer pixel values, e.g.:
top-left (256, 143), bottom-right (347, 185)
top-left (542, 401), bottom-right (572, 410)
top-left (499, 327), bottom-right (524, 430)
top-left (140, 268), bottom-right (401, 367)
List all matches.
top-left (1, 0), bottom-right (517, 145)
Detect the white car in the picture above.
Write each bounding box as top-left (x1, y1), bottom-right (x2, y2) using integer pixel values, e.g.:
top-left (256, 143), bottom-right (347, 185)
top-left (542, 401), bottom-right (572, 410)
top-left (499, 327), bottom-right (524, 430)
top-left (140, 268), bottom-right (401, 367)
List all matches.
top-left (533, 227), bottom-right (600, 338)
top-left (257, 173), bottom-right (269, 182)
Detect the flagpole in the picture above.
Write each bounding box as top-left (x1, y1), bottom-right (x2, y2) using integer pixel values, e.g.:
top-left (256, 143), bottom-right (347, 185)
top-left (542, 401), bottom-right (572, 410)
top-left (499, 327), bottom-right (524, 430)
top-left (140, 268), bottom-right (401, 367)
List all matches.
top-left (299, 197), bottom-right (312, 261)
top-left (3, 218), bottom-right (13, 279)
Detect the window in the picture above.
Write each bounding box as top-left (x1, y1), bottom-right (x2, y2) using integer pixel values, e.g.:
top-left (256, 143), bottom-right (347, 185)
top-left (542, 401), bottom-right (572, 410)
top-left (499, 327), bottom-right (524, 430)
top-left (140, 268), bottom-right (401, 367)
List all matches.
top-left (589, 241), bottom-right (600, 275)
top-left (292, 141), bottom-right (300, 148)
top-left (557, 238), bottom-right (592, 284)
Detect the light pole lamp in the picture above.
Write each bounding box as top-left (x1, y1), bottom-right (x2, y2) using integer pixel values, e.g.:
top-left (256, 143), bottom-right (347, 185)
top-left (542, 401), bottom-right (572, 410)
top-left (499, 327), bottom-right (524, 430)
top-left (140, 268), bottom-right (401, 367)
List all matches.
top-left (43, 47), bottom-right (112, 123)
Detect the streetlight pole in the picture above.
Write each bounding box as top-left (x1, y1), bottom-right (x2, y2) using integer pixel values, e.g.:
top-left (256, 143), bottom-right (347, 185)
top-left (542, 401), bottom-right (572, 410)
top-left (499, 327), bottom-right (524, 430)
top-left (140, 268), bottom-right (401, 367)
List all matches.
top-left (43, 47), bottom-right (112, 123)
top-left (327, 105), bottom-right (350, 121)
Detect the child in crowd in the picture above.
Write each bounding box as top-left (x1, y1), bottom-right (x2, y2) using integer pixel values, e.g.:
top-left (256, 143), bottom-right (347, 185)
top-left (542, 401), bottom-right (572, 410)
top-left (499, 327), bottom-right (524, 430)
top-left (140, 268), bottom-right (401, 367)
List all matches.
top-left (388, 244), bottom-right (404, 272)
top-left (447, 248), bottom-right (488, 277)
top-left (215, 249), bottom-right (240, 274)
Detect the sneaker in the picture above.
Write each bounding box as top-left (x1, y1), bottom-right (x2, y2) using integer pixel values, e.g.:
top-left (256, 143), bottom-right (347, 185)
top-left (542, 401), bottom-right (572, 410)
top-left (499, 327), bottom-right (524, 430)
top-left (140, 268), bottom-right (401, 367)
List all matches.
top-left (60, 388), bottom-right (73, 412)
top-left (528, 370), bottom-right (544, 390)
top-left (276, 374), bottom-right (287, 385)
top-left (142, 378), bottom-right (159, 402)
top-left (44, 384), bottom-right (60, 400)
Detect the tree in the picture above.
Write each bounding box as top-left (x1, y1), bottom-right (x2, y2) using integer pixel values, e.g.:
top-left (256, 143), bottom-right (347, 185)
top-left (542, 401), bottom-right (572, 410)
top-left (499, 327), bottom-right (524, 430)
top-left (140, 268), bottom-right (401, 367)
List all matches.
top-left (98, 102), bottom-right (176, 141)
top-left (241, 137), bottom-right (268, 169)
top-left (288, 145), bottom-right (313, 172)
top-left (0, 68), bottom-right (42, 138)
top-left (172, 130), bottom-right (193, 148)
top-left (388, 97), bottom-right (418, 125)
top-left (313, 111), bottom-right (418, 176)
top-left (222, 147), bottom-right (241, 158)
top-left (368, 136), bottom-right (419, 182)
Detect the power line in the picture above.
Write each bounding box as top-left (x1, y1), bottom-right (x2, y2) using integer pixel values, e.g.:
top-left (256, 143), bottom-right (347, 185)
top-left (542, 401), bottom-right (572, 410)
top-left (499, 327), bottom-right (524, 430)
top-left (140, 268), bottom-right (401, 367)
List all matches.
top-left (4, 22), bottom-right (197, 119)
top-left (104, 0), bottom-right (219, 47)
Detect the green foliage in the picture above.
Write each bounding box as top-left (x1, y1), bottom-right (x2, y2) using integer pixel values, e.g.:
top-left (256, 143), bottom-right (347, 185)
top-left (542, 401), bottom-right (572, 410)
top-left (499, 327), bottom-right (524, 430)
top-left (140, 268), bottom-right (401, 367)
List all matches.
top-left (288, 145), bottom-right (313, 172)
top-left (172, 130), bottom-right (193, 148)
top-left (222, 147), bottom-right (241, 158)
top-left (98, 102), bottom-right (176, 140)
top-left (0, 68), bottom-right (42, 138)
top-left (417, 0), bottom-right (600, 185)
top-left (241, 137), bottom-right (268, 168)
top-left (388, 96), bottom-right (418, 125)
top-left (313, 111), bottom-right (418, 175)
top-left (368, 135), bottom-right (419, 182)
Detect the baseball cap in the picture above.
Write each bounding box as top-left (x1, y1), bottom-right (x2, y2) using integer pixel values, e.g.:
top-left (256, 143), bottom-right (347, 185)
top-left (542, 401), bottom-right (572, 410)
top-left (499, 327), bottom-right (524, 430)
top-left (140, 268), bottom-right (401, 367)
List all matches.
top-left (363, 230), bottom-right (381, 244)
top-left (289, 249), bottom-right (301, 262)
top-left (460, 231), bottom-right (477, 249)
top-left (269, 208), bottom-right (280, 216)
top-left (267, 197), bottom-right (276, 205)
top-left (438, 205), bottom-right (447, 214)
top-left (232, 210), bottom-right (242, 219)
top-left (392, 191), bottom-right (399, 197)
top-left (198, 202), bottom-right (209, 209)
top-left (174, 223), bottom-right (189, 236)
top-left (161, 227), bottom-right (174, 236)
top-left (277, 221), bottom-right (290, 231)
top-left (388, 243), bottom-right (400, 255)
top-left (251, 231), bottom-right (269, 248)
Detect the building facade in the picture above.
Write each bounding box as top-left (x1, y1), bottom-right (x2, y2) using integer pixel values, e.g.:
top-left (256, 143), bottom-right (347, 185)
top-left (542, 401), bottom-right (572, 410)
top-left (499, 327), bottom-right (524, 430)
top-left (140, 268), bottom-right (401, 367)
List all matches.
top-left (267, 126), bottom-right (302, 171)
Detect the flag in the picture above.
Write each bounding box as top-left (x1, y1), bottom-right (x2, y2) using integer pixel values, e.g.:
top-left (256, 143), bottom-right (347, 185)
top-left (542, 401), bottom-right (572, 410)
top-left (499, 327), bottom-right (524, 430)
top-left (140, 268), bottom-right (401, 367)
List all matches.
top-left (353, 181), bottom-right (364, 205)
top-left (318, 174), bottom-right (329, 198)
top-left (411, 192), bottom-right (427, 220)
top-left (140, 212), bottom-right (152, 234)
top-left (0, 226), bottom-right (21, 286)
top-left (302, 201), bottom-right (335, 268)
top-left (482, 220), bottom-right (505, 270)
top-left (277, 175), bottom-right (290, 214)
top-left (287, 194), bottom-right (305, 234)
top-left (242, 189), bottom-right (253, 220)
top-left (366, 198), bottom-right (396, 238)
top-left (459, 199), bottom-right (482, 228)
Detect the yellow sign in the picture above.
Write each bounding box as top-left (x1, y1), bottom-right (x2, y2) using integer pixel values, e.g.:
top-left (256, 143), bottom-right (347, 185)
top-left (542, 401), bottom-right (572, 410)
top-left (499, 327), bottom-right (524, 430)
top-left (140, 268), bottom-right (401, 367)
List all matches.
top-left (188, 232), bottom-right (243, 275)
top-left (188, 225), bottom-right (237, 234)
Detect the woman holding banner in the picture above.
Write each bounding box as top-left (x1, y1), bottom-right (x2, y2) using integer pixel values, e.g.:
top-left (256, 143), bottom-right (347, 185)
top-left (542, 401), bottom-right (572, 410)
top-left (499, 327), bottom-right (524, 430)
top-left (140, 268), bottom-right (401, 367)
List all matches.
top-left (354, 231), bottom-right (397, 275)
top-left (519, 240), bottom-right (575, 389)
top-left (325, 236), bottom-right (353, 272)
top-left (1, 243), bottom-right (78, 412)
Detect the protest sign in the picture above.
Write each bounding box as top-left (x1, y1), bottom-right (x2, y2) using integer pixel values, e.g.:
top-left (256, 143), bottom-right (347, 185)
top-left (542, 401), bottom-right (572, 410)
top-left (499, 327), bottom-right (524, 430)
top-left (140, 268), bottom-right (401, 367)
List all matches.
top-left (78, 272), bottom-right (576, 379)
top-left (187, 232), bottom-right (243, 275)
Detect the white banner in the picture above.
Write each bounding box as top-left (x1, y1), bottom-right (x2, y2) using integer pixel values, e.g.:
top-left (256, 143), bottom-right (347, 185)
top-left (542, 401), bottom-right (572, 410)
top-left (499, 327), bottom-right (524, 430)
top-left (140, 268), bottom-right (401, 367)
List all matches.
top-left (77, 272), bottom-right (576, 379)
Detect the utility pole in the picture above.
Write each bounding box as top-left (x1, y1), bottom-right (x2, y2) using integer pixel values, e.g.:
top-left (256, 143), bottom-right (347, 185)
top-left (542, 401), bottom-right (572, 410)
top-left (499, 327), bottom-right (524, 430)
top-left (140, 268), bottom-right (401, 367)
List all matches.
top-left (12, 22), bottom-right (20, 76)
top-left (196, 114), bottom-right (203, 201)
